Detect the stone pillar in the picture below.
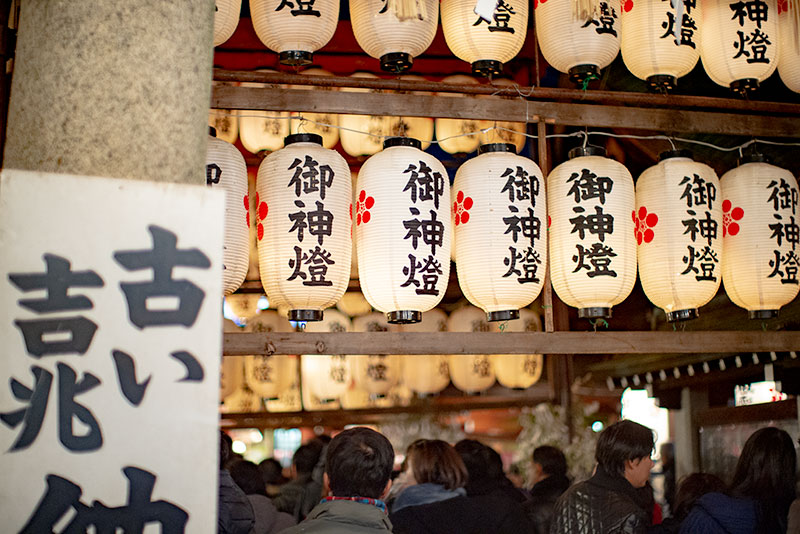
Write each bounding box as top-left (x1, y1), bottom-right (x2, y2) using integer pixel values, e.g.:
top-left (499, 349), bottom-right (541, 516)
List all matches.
top-left (3, 1), bottom-right (214, 185)
top-left (673, 386), bottom-right (708, 481)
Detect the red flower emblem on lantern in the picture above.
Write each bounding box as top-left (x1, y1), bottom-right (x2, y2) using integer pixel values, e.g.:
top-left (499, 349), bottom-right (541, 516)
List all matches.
top-left (256, 192), bottom-right (268, 241)
top-left (633, 206), bottom-right (658, 245)
top-left (722, 199), bottom-right (744, 237)
top-left (453, 191), bottom-right (473, 225)
top-left (356, 190), bottom-right (374, 226)
top-left (534, 0), bottom-right (547, 9)
top-left (622, 0), bottom-right (633, 12)
top-left (778, 0), bottom-right (789, 15)
top-left (244, 194), bottom-right (250, 227)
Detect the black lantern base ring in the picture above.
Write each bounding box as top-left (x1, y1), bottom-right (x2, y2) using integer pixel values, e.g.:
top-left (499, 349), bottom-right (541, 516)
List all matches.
top-left (569, 64), bottom-right (600, 85)
top-left (487, 310), bottom-right (519, 322)
top-left (730, 78), bottom-right (759, 97)
top-left (472, 60), bottom-right (503, 77)
top-left (387, 310), bottom-right (422, 324)
top-left (579, 307), bottom-right (612, 319)
top-left (647, 74), bottom-right (677, 93)
top-left (667, 308), bottom-right (698, 322)
top-left (749, 309), bottom-right (779, 320)
top-left (289, 309), bottom-right (323, 322)
top-left (380, 52), bottom-right (413, 73)
top-left (279, 50), bottom-right (313, 66)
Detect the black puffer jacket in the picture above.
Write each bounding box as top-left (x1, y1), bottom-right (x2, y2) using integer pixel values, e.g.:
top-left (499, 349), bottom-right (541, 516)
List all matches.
top-left (219, 469), bottom-right (255, 534)
top-left (523, 474), bottom-right (571, 534)
top-left (549, 466), bottom-right (649, 534)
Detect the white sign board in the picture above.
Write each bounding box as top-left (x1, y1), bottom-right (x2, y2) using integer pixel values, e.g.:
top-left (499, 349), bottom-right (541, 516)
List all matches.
top-left (0, 170), bottom-right (224, 533)
top-left (734, 380), bottom-right (787, 406)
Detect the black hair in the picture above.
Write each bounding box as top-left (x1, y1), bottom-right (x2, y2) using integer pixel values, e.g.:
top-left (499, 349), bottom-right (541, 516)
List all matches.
top-left (595, 420), bottom-right (654, 478)
top-left (455, 439), bottom-right (504, 482)
top-left (325, 427), bottom-right (394, 498)
top-left (220, 431), bottom-right (233, 467)
top-left (230, 460), bottom-right (268, 496)
top-left (533, 445), bottom-right (568, 478)
top-left (672, 472), bottom-right (725, 521)
top-left (293, 443), bottom-right (323, 475)
top-left (259, 458), bottom-right (286, 485)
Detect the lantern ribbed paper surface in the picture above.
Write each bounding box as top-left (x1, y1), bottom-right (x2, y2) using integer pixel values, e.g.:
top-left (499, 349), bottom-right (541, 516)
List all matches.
top-left (226, 293), bottom-right (263, 321)
top-left (351, 0), bottom-right (439, 71)
top-left (351, 312), bottom-right (402, 396)
top-left (301, 309), bottom-right (352, 403)
top-left (721, 159), bottom-right (800, 318)
top-left (289, 68), bottom-right (340, 149)
top-left (435, 75), bottom-right (481, 155)
top-left (356, 138), bottom-right (452, 324)
top-left (257, 134), bottom-right (352, 321)
top-left (441, 0), bottom-right (528, 75)
top-left (700, 0), bottom-right (779, 93)
top-left (491, 308), bottom-right (544, 389)
top-left (535, 0), bottom-right (621, 83)
top-left (454, 144), bottom-right (546, 321)
top-left (243, 311), bottom-right (294, 399)
top-left (246, 167), bottom-right (261, 281)
top-left (401, 308), bottom-right (450, 395)
top-left (447, 306), bottom-right (495, 393)
top-left (222, 319), bottom-right (245, 399)
top-left (340, 72), bottom-right (391, 157)
top-left (207, 134), bottom-right (249, 295)
top-left (620, 0), bottom-right (702, 90)
top-left (214, 0), bottom-right (242, 46)
top-left (250, 0), bottom-right (339, 65)
top-left (478, 79), bottom-right (526, 152)
top-left (239, 70), bottom-right (290, 154)
top-left (636, 152), bottom-right (723, 321)
top-left (387, 75), bottom-right (434, 151)
top-left (548, 148), bottom-right (636, 318)
top-left (779, 2), bottom-right (800, 93)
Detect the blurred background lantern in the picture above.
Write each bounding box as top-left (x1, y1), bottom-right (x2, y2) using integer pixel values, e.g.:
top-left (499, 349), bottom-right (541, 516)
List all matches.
top-left (226, 293), bottom-right (263, 323)
top-left (441, 0), bottom-right (528, 76)
top-left (301, 309), bottom-right (353, 403)
top-left (209, 82), bottom-right (239, 145)
top-left (401, 308), bottom-right (450, 396)
top-left (386, 75), bottom-right (435, 150)
top-left (336, 291), bottom-right (373, 317)
top-left (214, 0), bottom-right (241, 46)
top-left (350, 0), bottom-right (439, 72)
top-left (447, 305), bottom-right (496, 393)
top-left (356, 137), bottom-right (451, 324)
top-left (265, 356), bottom-right (303, 412)
top-left (454, 143), bottom-right (546, 321)
top-left (478, 79), bottom-right (526, 152)
top-left (288, 68), bottom-right (340, 149)
top-left (636, 150), bottom-right (723, 321)
top-left (721, 155), bottom-right (800, 318)
top-left (491, 308), bottom-right (544, 389)
top-left (221, 319), bottom-right (245, 400)
top-left (339, 72), bottom-right (392, 157)
top-left (778, 0), bottom-right (800, 93)
top-left (548, 146), bottom-right (637, 319)
top-left (250, 0), bottom-right (339, 65)
top-left (434, 75), bottom-right (481, 155)
top-left (243, 311), bottom-right (294, 399)
top-left (620, 0), bottom-right (702, 92)
top-left (351, 312), bottom-right (402, 397)
top-left (258, 133), bottom-right (352, 321)
top-left (239, 69), bottom-right (290, 154)
top-left (207, 129), bottom-right (249, 295)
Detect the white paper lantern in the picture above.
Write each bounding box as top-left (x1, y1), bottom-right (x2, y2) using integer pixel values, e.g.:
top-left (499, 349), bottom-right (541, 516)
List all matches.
top-left (266, 356), bottom-right (302, 412)
top-left (351, 312), bottom-right (402, 396)
top-left (441, 0), bottom-right (528, 75)
top-left (636, 150), bottom-right (723, 321)
top-left (226, 293), bottom-right (263, 321)
top-left (210, 81), bottom-right (239, 144)
top-left (356, 138), bottom-right (452, 323)
top-left (301, 309), bottom-right (353, 402)
top-left (258, 133), bottom-right (352, 321)
top-left (351, 0), bottom-right (439, 71)
top-left (721, 156), bottom-right (800, 318)
top-left (478, 79), bottom-right (526, 152)
top-left (246, 167), bottom-right (262, 281)
top-left (535, 0), bottom-right (621, 84)
top-left (620, 0), bottom-right (702, 91)
top-left (239, 70), bottom-right (290, 154)
top-left (491, 308), bottom-right (544, 389)
top-left (243, 311), bottom-right (294, 399)
top-left (289, 68), bottom-right (340, 149)
top-left (340, 72), bottom-right (392, 157)
top-left (454, 143), bottom-right (546, 321)
top-left (778, 1), bottom-right (800, 93)
top-left (548, 147), bottom-right (637, 318)
top-left (435, 75), bottom-right (481, 155)
top-left (214, 0), bottom-right (242, 46)
top-left (221, 319), bottom-right (245, 399)
top-left (250, 0), bottom-right (339, 65)
top-left (221, 384), bottom-right (263, 413)
top-left (401, 308), bottom-right (450, 395)
top-left (700, 0), bottom-right (779, 94)
top-left (447, 306), bottom-right (495, 393)
top-left (207, 133), bottom-right (250, 295)
top-left (386, 75), bottom-right (435, 151)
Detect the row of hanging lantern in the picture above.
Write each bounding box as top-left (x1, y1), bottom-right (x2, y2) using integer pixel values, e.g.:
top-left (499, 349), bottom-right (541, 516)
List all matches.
top-left (214, 0), bottom-right (800, 95)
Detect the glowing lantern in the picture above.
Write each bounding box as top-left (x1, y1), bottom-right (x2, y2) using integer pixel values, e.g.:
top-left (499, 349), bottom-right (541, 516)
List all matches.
top-left (336, 291), bottom-right (373, 317)
top-left (243, 311), bottom-right (294, 399)
top-left (548, 147), bottom-right (637, 318)
top-left (339, 72), bottom-right (392, 157)
top-left (207, 131), bottom-right (249, 295)
top-left (441, 0), bottom-right (528, 75)
top-left (289, 68), bottom-right (340, 149)
top-left (386, 75), bottom-right (435, 150)
top-left (250, 0), bottom-right (338, 65)
top-left (435, 75), bottom-right (481, 155)
top-left (636, 150), bottom-right (723, 321)
top-left (258, 133), bottom-right (351, 321)
top-left (491, 308), bottom-right (544, 389)
top-left (350, 0), bottom-right (439, 71)
top-left (620, 0), bottom-right (702, 91)
top-left (210, 81), bottom-right (239, 145)
top-left (356, 137), bottom-right (452, 323)
top-left (226, 293), bottom-right (263, 322)
top-left (699, 0), bottom-right (779, 95)
top-left (478, 79), bottom-right (526, 152)
top-left (778, 0), bottom-right (800, 93)
top-left (401, 308), bottom-right (450, 395)
top-left (351, 312), bottom-right (402, 396)
top-left (246, 167), bottom-right (261, 281)
top-left (214, 0), bottom-right (242, 46)
top-left (447, 306), bottom-right (495, 393)
top-left (301, 309), bottom-right (353, 403)
top-left (721, 156), bottom-right (800, 318)
top-left (221, 319), bottom-right (245, 399)
top-left (535, 0), bottom-right (621, 84)
top-left (265, 356), bottom-right (302, 412)
top-left (349, 170), bottom-right (360, 280)
top-left (221, 384), bottom-right (263, 413)
top-left (453, 143), bottom-right (546, 321)
top-left (239, 70), bottom-right (290, 154)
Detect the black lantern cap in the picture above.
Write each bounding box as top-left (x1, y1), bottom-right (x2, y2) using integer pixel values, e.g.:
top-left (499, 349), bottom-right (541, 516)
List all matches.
top-left (209, 126), bottom-right (217, 137)
top-left (741, 152), bottom-right (772, 164)
top-left (472, 60), bottom-right (504, 77)
top-left (569, 65), bottom-right (600, 85)
top-left (667, 308), bottom-right (698, 322)
top-left (280, 50), bottom-right (313, 66)
top-left (381, 52), bottom-right (413, 73)
top-left (383, 137), bottom-right (421, 149)
top-left (750, 309), bottom-right (779, 320)
top-left (478, 143), bottom-right (516, 155)
top-left (290, 309), bottom-right (323, 322)
top-left (568, 146), bottom-right (605, 159)
top-left (579, 307), bottom-right (612, 319)
top-left (387, 310), bottom-right (421, 324)
top-left (730, 78), bottom-right (759, 97)
top-left (647, 74), bottom-right (677, 93)
top-left (658, 149), bottom-right (693, 161)
top-left (285, 133), bottom-right (323, 146)
top-left (487, 310), bottom-right (519, 322)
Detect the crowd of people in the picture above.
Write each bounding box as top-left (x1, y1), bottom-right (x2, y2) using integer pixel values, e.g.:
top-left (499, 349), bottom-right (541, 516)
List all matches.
top-left (219, 421), bottom-right (800, 534)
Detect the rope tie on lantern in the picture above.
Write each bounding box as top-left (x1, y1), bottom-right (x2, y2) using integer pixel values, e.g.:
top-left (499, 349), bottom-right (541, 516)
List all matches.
top-left (590, 318), bottom-right (609, 331)
top-left (389, 0), bottom-right (427, 21)
top-left (580, 73), bottom-right (599, 91)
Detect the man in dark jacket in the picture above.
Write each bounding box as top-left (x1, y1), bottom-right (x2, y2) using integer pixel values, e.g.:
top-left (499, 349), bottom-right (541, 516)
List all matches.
top-left (273, 442), bottom-right (324, 522)
top-left (523, 445), bottom-right (571, 534)
top-left (219, 431), bottom-right (255, 534)
top-left (550, 420), bottom-right (655, 534)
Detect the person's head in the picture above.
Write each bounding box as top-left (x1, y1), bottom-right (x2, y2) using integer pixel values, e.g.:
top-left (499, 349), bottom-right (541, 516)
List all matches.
top-left (595, 420), bottom-right (655, 488)
top-left (730, 426), bottom-right (796, 502)
top-left (230, 460), bottom-right (268, 497)
top-left (454, 439), bottom-right (506, 495)
top-left (292, 442), bottom-right (323, 477)
top-left (259, 458), bottom-right (286, 486)
top-left (220, 431), bottom-right (233, 468)
top-left (532, 445), bottom-right (568, 480)
top-left (406, 439), bottom-right (468, 491)
top-left (672, 473), bottom-right (725, 521)
top-left (325, 427), bottom-right (395, 499)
